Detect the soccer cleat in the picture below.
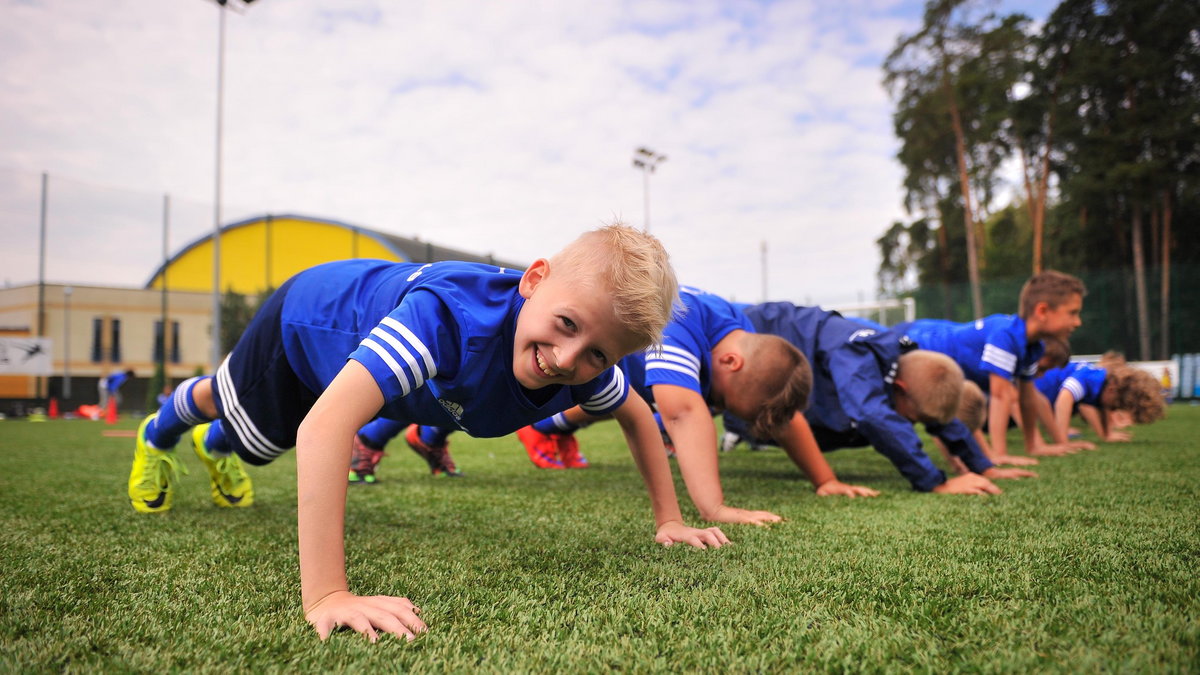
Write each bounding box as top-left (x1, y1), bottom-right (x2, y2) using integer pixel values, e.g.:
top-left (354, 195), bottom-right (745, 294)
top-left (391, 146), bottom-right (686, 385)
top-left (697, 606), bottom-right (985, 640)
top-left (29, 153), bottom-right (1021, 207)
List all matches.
top-left (128, 414), bottom-right (187, 513)
top-left (404, 425), bottom-right (462, 477)
top-left (555, 433), bottom-right (588, 468)
top-left (192, 423), bottom-right (254, 508)
top-left (516, 426), bottom-right (564, 469)
top-left (349, 433), bottom-right (385, 485)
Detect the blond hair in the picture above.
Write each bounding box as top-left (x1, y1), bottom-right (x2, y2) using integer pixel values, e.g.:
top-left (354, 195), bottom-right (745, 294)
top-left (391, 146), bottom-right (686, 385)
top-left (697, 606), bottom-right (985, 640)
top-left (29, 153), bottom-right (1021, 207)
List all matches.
top-left (550, 223), bottom-right (679, 350)
top-left (1019, 270), bottom-right (1086, 319)
top-left (956, 381), bottom-right (987, 431)
top-left (738, 333), bottom-right (811, 438)
top-left (897, 350), bottom-right (965, 424)
top-left (1100, 367), bottom-right (1166, 425)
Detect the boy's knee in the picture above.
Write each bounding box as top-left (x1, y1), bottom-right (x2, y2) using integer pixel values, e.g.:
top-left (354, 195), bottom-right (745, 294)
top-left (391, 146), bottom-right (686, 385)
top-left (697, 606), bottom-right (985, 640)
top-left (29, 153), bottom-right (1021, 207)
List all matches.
top-left (192, 377), bottom-right (219, 419)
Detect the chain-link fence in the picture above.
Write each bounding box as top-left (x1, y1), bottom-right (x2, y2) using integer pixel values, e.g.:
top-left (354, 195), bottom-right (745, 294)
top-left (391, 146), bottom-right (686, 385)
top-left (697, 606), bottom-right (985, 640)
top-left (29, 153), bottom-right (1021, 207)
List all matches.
top-left (904, 264), bottom-right (1200, 361)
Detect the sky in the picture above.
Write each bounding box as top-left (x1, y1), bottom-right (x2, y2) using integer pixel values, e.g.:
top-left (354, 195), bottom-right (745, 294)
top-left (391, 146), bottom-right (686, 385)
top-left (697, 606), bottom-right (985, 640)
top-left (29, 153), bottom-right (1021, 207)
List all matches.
top-left (0, 0), bottom-right (1057, 307)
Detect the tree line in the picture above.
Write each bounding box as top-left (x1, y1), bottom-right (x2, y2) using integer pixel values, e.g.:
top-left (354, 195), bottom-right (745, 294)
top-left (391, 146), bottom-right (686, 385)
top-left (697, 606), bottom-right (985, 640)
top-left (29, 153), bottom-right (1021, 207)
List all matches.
top-left (878, 0), bottom-right (1198, 359)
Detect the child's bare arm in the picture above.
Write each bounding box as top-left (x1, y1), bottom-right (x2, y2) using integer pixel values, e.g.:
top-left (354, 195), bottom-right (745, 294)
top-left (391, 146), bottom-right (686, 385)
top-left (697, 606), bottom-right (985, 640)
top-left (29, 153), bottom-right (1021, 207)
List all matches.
top-left (611, 392), bottom-right (734, 542)
top-left (297, 360), bottom-right (426, 642)
top-left (1080, 404), bottom-right (1129, 442)
top-left (987, 374), bottom-right (1016, 460)
top-left (653, 384), bottom-right (782, 525)
top-left (775, 413), bottom-right (879, 497)
top-left (1016, 380), bottom-right (1045, 452)
top-left (1053, 389), bottom-right (1080, 441)
top-left (1038, 391), bottom-right (1069, 444)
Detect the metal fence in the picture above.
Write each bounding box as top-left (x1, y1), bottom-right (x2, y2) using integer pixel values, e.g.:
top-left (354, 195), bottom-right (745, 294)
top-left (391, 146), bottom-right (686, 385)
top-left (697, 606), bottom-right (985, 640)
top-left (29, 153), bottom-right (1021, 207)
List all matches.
top-left (905, 264), bottom-right (1200, 361)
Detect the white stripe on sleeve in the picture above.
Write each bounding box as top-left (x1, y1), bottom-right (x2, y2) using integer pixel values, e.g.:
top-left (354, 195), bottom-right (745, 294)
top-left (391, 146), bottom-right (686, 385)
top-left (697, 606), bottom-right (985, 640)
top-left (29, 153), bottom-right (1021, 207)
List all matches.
top-left (982, 344), bottom-right (1018, 374)
top-left (359, 339), bottom-right (413, 396)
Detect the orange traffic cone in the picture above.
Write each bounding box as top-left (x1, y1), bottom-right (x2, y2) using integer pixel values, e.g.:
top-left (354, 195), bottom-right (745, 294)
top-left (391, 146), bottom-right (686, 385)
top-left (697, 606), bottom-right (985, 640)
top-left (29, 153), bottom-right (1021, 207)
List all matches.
top-left (105, 397), bottom-right (119, 425)
top-left (48, 397), bottom-right (59, 419)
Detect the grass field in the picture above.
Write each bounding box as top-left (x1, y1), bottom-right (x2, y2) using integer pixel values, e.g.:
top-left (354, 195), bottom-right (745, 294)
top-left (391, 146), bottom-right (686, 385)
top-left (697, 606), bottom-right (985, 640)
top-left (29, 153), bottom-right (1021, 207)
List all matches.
top-left (1, 406), bottom-right (1198, 671)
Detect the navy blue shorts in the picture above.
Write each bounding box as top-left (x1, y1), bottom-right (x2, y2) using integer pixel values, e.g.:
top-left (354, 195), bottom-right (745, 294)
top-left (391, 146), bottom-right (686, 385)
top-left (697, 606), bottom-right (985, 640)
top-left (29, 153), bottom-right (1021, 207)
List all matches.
top-left (211, 278), bottom-right (320, 466)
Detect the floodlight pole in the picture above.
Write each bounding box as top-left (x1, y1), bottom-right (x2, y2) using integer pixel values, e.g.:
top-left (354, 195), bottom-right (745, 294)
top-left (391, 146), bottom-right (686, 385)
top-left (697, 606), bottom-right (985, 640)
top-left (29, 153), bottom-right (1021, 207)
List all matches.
top-left (37, 171), bottom-right (47, 400)
top-left (631, 147), bottom-right (666, 233)
top-left (761, 240), bottom-right (768, 302)
top-left (63, 286), bottom-right (72, 400)
top-left (210, 0), bottom-right (226, 372)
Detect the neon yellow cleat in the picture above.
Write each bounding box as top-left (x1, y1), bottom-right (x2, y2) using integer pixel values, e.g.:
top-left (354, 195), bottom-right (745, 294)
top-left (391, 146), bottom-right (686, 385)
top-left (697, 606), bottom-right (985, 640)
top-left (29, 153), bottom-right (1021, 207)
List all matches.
top-left (192, 423), bottom-right (254, 508)
top-left (128, 414), bottom-right (187, 513)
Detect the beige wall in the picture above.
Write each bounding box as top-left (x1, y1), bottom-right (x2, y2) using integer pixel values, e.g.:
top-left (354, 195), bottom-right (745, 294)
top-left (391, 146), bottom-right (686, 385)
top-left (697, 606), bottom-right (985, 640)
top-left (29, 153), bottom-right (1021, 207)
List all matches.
top-left (0, 283), bottom-right (213, 397)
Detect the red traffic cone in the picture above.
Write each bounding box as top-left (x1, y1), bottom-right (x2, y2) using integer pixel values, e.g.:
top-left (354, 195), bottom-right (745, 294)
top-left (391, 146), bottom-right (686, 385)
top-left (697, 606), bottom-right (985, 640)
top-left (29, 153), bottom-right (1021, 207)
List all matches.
top-left (48, 397), bottom-right (59, 419)
top-left (105, 397), bottom-right (119, 425)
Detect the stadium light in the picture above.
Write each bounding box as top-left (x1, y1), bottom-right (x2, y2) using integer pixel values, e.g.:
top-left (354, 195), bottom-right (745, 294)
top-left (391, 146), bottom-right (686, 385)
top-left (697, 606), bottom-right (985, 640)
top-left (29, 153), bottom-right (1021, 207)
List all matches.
top-left (631, 147), bottom-right (666, 233)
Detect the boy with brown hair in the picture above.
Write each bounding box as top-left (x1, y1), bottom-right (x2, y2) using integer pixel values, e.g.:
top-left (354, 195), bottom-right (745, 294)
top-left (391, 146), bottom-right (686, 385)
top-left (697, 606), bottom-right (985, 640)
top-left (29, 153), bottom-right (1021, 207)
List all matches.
top-left (126, 224), bottom-right (728, 643)
top-left (518, 286), bottom-right (875, 527)
top-left (723, 304), bottom-right (1035, 494)
top-left (896, 270), bottom-right (1086, 466)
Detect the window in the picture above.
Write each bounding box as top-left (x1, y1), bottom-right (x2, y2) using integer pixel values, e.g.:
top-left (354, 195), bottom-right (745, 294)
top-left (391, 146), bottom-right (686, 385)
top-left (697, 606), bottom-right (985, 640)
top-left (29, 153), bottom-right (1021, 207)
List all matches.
top-left (153, 320), bottom-right (164, 363)
top-left (170, 321), bottom-right (180, 364)
top-left (110, 318), bottom-right (121, 363)
top-left (91, 318), bottom-right (103, 363)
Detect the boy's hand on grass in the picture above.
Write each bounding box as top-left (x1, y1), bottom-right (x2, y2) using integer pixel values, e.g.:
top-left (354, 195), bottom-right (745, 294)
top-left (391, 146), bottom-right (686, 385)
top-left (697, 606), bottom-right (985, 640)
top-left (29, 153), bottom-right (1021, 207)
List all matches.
top-left (655, 520), bottom-right (731, 549)
top-left (305, 590), bottom-right (426, 643)
top-left (707, 505), bottom-right (783, 526)
top-left (1029, 443), bottom-right (1078, 457)
top-left (1104, 430), bottom-right (1132, 442)
top-left (931, 473), bottom-right (1003, 495)
top-left (992, 454), bottom-right (1039, 467)
top-left (1068, 440), bottom-right (1097, 451)
top-left (982, 466), bottom-right (1038, 480)
top-left (815, 480), bottom-right (880, 498)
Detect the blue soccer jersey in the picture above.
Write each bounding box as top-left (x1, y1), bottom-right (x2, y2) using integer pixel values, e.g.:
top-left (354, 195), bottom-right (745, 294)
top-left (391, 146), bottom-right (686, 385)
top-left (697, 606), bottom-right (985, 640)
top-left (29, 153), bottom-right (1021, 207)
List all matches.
top-left (1036, 361), bottom-right (1107, 407)
top-left (639, 286), bottom-right (753, 407)
top-left (744, 303), bottom-right (993, 491)
top-left (897, 315), bottom-right (1044, 390)
top-left (279, 259), bottom-right (628, 438)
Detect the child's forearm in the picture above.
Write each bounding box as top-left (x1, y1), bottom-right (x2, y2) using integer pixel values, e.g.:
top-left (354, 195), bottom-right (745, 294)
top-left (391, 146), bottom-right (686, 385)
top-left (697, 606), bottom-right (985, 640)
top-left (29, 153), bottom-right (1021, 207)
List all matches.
top-left (1039, 393), bottom-right (1068, 444)
top-left (1078, 404), bottom-right (1106, 438)
top-left (663, 408), bottom-right (726, 520)
top-left (987, 375), bottom-right (1015, 458)
top-left (1053, 391), bottom-right (1077, 442)
top-left (297, 410), bottom-right (352, 612)
top-left (296, 362), bottom-right (384, 612)
top-left (1017, 382), bottom-right (1043, 451)
top-left (775, 414), bottom-right (837, 488)
top-left (613, 395), bottom-right (685, 527)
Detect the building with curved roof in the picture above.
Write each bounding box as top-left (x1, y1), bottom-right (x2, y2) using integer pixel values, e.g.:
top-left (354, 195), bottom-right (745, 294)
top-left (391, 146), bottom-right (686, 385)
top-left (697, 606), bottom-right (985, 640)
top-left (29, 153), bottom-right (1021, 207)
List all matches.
top-left (1, 214), bottom-right (525, 412)
top-left (145, 213), bottom-right (525, 295)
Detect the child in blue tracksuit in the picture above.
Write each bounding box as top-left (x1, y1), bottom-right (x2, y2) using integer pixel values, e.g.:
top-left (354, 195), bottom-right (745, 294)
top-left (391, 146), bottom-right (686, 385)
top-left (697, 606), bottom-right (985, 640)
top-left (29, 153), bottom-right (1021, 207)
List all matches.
top-left (894, 270), bottom-right (1086, 465)
top-left (125, 225), bottom-right (729, 643)
top-left (724, 303), bottom-right (1035, 494)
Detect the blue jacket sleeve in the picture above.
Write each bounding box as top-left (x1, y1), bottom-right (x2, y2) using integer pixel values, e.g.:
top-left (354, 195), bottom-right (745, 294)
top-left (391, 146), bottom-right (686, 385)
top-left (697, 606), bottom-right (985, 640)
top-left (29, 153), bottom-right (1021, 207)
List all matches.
top-left (927, 418), bottom-right (994, 474)
top-left (829, 346), bottom-right (947, 492)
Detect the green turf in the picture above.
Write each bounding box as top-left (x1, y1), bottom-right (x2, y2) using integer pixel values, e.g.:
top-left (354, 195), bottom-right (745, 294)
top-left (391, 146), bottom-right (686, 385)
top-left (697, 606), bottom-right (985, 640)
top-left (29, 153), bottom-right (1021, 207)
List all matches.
top-left (1, 407), bottom-right (1198, 671)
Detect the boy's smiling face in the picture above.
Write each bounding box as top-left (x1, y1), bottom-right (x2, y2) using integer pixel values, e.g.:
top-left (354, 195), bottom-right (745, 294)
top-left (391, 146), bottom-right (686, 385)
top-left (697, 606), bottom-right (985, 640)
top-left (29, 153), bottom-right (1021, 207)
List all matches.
top-left (512, 259), bottom-right (642, 390)
top-left (1035, 292), bottom-right (1083, 340)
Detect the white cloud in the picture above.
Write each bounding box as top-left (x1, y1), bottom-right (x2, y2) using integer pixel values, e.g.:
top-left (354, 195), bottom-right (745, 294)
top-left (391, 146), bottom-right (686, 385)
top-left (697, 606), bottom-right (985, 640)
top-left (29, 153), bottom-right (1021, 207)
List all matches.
top-left (0, 0), bottom-right (1056, 305)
